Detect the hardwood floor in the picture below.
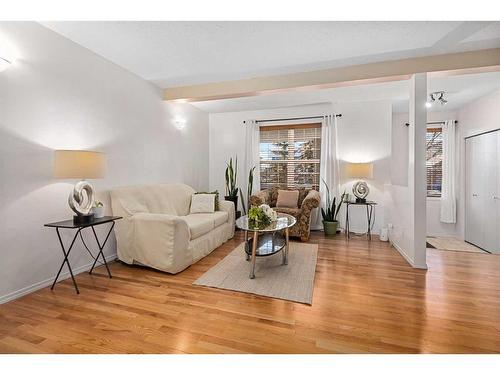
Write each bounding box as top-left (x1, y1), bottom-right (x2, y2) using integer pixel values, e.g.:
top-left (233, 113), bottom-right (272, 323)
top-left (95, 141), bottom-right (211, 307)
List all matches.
top-left (1, 231), bottom-right (500, 353)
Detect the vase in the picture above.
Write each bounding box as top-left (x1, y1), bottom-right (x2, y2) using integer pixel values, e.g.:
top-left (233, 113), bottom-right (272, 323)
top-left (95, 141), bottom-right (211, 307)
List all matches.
top-left (224, 195), bottom-right (238, 211)
top-left (92, 206), bottom-right (105, 219)
top-left (323, 220), bottom-right (339, 236)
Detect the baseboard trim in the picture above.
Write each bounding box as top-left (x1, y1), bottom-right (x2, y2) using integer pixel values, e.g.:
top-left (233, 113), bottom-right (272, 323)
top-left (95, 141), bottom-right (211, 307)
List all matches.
top-left (0, 253), bottom-right (117, 305)
top-left (389, 240), bottom-right (428, 270)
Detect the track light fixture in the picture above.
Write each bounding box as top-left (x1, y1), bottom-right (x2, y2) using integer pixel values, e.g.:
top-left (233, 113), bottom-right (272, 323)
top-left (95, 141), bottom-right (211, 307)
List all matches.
top-left (426, 91), bottom-right (448, 108)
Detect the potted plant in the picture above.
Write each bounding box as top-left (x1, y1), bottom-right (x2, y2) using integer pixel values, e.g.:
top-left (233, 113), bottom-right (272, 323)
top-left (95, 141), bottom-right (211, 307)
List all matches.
top-left (321, 179), bottom-right (346, 236)
top-left (248, 204), bottom-right (277, 228)
top-left (239, 166), bottom-right (255, 215)
top-left (224, 157), bottom-right (239, 210)
top-left (92, 200), bottom-right (105, 219)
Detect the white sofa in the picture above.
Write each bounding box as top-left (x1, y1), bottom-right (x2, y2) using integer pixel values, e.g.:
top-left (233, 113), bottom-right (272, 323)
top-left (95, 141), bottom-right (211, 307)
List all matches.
top-left (110, 184), bottom-right (235, 274)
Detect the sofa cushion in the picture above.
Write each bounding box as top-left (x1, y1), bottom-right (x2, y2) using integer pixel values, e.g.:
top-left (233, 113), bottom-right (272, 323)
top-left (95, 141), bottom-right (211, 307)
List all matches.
top-left (275, 207), bottom-right (301, 219)
top-left (266, 187), bottom-right (311, 208)
top-left (276, 190), bottom-right (299, 208)
top-left (111, 183), bottom-right (195, 217)
top-left (195, 191), bottom-right (220, 210)
top-left (182, 212), bottom-right (229, 240)
top-left (182, 215), bottom-right (214, 239)
top-left (211, 211), bottom-right (229, 227)
top-left (297, 188), bottom-right (310, 207)
top-left (190, 193), bottom-right (216, 214)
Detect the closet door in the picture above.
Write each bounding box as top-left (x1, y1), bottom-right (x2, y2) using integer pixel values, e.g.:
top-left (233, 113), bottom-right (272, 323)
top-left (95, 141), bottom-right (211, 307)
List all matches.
top-left (495, 131), bottom-right (500, 254)
top-left (482, 131), bottom-right (498, 252)
top-left (465, 136), bottom-right (484, 248)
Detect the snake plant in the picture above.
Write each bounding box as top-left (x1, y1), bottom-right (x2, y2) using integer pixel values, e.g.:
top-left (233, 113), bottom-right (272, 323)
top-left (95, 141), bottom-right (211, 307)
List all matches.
top-left (225, 157), bottom-right (239, 198)
top-left (239, 166), bottom-right (256, 214)
top-left (321, 178), bottom-right (346, 222)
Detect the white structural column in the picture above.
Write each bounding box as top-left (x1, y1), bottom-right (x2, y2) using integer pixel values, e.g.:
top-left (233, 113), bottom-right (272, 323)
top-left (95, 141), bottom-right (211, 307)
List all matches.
top-left (408, 73), bottom-right (428, 269)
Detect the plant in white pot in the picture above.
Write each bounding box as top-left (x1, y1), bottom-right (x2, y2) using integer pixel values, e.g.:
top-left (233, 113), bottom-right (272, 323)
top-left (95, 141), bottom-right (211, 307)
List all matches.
top-left (92, 200), bottom-right (105, 219)
top-left (321, 179), bottom-right (346, 236)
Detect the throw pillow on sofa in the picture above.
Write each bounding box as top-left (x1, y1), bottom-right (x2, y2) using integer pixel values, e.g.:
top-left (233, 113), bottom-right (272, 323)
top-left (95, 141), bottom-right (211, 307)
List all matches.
top-left (190, 193), bottom-right (216, 214)
top-left (276, 190), bottom-right (299, 208)
top-left (195, 190), bottom-right (220, 210)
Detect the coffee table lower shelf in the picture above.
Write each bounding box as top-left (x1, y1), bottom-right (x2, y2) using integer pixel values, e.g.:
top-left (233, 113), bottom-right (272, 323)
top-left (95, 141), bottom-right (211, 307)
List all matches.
top-left (244, 232), bottom-right (286, 257)
top-left (236, 213), bottom-right (295, 279)
top-left (244, 231), bottom-right (289, 279)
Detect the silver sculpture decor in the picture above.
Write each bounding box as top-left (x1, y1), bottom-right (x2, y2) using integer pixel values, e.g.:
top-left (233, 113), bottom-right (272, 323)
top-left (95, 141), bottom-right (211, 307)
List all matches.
top-left (68, 180), bottom-right (95, 217)
top-left (353, 181), bottom-right (369, 202)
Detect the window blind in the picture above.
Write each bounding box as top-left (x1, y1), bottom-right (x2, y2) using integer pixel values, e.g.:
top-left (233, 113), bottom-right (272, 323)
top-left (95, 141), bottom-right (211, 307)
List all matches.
top-left (259, 123), bottom-right (321, 190)
top-left (426, 127), bottom-right (443, 197)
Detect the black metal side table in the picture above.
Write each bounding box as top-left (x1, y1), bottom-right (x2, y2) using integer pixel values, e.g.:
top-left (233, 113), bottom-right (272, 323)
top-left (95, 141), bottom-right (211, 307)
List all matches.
top-left (44, 216), bottom-right (122, 294)
top-left (345, 201), bottom-right (377, 240)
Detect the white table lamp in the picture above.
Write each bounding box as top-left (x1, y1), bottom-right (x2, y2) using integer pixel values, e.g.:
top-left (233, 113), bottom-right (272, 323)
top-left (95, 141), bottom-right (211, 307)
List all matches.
top-left (54, 150), bottom-right (106, 223)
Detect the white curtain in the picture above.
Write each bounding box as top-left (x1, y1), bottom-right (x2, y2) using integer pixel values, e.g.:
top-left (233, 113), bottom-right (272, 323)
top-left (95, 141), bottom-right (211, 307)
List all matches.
top-left (311, 114), bottom-right (341, 230)
top-left (440, 119), bottom-right (457, 223)
top-left (244, 119), bottom-right (261, 198)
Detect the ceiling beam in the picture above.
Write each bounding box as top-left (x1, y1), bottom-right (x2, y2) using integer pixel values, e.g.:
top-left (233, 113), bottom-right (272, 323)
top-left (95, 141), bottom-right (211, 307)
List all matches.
top-left (163, 48), bottom-right (500, 102)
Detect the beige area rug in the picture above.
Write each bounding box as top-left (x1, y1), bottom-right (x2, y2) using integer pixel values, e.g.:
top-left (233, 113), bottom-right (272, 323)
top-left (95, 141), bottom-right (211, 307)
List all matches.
top-left (427, 237), bottom-right (486, 253)
top-left (193, 242), bottom-right (318, 305)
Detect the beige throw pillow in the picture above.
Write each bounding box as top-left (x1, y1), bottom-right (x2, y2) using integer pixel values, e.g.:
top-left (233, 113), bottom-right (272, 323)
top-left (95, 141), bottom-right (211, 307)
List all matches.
top-left (190, 193), bottom-right (216, 214)
top-left (276, 190), bottom-right (299, 208)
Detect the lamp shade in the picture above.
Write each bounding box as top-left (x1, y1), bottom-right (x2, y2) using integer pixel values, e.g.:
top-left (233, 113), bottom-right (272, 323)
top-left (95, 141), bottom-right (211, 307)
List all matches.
top-left (346, 162), bottom-right (373, 179)
top-left (54, 150), bottom-right (106, 179)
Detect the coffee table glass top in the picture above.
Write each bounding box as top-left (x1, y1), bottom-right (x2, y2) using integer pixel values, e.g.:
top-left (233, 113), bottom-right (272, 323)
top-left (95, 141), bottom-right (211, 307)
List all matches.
top-left (236, 213), bottom-right (296, 232)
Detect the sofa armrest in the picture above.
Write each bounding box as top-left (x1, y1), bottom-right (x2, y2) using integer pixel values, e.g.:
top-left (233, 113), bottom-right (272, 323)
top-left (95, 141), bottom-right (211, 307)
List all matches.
top-left (219, 200), bottom-right (235, 223)
top-left (249, 190), bottom-right (268, 207)
top-left (131, 213), bottom-right (192, 273)
top-left (300, 190), bottom-right (321, 215)
top-left (219, 200), bottom-right (235, 238)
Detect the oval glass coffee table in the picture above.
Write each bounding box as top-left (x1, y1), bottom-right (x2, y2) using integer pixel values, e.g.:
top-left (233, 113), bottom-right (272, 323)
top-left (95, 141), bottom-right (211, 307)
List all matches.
top-left (235, 213), bottom-right (296, 279)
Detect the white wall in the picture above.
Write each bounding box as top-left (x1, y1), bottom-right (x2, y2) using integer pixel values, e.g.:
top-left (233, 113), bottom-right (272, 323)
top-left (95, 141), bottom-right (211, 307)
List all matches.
top-left (387, 74), bottom-right (427, 269)
top-left (336, 101), bottom-right (392, 235)
top-left (391, 109), bottom-right (460, 238)
top-left (209, 100), bottom-right (392, 235)
top-left (457, 89), bottom-right (500, 240)
top-left (0, 22), bottom-right (209, 303)
top-left (391, 112), bottom-right (410, 187)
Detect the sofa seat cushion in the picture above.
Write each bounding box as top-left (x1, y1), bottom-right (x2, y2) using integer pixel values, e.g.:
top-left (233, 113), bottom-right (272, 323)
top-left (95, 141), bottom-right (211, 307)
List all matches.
top-left (182, 212), bottom-right (229, 240)
top-left (182, 215), bottom-right (214, 239)
top-left (211, 211), bottom-right (229, 227)
top-left (274, 207), bottom-right (301, 219)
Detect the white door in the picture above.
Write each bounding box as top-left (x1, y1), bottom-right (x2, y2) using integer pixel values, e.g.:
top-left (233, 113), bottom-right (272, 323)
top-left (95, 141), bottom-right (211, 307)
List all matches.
top-left (465, 136), bottom-right (484, 248)
top-left (482, 131), bottom-right (497, 252)
top-left (465, 130), bottom-right (500, 253)
top-left (495, 131), bottom-right (500, 254)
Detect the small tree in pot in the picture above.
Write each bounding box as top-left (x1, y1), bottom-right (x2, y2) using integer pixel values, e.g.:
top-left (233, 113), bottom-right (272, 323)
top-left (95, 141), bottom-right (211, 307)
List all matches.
top-left (321, 179), bottom-right (347, 236)
top-left (224, 157), bottom-right (239, 210)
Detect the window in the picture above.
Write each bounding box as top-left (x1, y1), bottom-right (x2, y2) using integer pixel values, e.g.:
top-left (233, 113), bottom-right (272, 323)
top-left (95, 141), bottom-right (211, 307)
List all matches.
top-left (259, 123), bottom-right (321, 190)
top-left (426, 127), bottom-right (443, 197)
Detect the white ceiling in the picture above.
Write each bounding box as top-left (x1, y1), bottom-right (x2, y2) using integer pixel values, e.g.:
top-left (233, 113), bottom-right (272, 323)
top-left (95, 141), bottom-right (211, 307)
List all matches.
top-left (191, 71), bottom-right (500, 114)
top-left (42, 21), bottom-right (500, 88)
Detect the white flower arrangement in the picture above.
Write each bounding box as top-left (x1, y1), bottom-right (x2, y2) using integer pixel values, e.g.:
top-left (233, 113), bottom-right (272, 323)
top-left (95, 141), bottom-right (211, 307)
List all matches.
top-left (260, 204), bottom-right (278, 221)
top-left (248, 204), bottom-right (278, 226)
